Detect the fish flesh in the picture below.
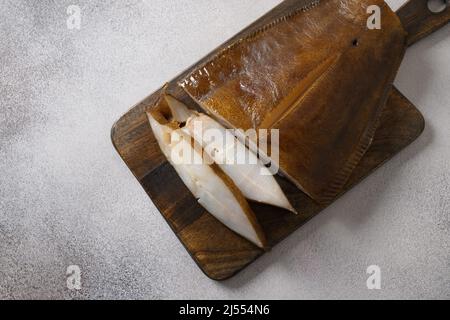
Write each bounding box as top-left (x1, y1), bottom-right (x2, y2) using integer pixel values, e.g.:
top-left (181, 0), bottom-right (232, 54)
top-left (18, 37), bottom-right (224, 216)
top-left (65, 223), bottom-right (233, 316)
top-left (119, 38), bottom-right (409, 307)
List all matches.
top-left (165, 94), bottom-right (296, 213)
top-left (147, 97), bottom-right (267, 248)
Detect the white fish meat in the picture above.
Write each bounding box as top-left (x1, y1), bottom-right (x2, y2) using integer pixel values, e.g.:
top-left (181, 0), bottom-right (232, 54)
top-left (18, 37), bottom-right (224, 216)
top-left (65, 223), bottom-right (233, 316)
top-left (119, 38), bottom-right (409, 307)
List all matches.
top-left (165, 95), bottom-right (296, 213)
top-left (147, 102), bottom-right (266, 248)
top-left (164, 94), bottom-right (194, 123)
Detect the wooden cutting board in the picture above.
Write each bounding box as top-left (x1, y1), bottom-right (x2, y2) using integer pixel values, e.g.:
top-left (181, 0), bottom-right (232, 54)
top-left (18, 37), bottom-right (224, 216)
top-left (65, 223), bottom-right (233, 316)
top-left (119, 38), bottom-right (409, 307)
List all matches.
top-left (111, 1), bottom-right (426, 280)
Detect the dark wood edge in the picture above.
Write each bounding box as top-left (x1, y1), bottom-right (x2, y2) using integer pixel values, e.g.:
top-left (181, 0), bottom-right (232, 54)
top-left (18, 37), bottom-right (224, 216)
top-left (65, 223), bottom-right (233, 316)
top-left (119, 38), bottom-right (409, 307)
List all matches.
top-left (397, 0), bottom-right (450, 46)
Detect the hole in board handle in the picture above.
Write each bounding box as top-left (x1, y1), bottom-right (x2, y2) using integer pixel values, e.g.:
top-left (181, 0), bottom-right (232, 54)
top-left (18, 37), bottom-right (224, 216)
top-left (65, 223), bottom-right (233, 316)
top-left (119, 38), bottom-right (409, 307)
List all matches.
top-left (427, 0), bottom-right (448, 14)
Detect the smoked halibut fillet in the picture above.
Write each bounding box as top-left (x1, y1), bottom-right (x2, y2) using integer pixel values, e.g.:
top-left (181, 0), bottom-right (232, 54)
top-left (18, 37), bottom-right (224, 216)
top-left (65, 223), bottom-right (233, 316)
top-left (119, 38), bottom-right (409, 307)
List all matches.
top-left (147, 96), bottom-right (267, 248)
top-left (180, 0), bottom-right (407, 203)
top-left (164, 93), bottom-right (296, 213)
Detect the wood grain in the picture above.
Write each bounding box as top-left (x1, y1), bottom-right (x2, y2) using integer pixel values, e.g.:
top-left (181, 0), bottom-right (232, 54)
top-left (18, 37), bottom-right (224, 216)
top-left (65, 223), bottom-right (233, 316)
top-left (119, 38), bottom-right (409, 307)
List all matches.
top-left (111, 0), bottom-right (426, 280)
top-left (398, 0), bottom-right (450, 46)
top-left (112, 86), bottom-right (424, 280)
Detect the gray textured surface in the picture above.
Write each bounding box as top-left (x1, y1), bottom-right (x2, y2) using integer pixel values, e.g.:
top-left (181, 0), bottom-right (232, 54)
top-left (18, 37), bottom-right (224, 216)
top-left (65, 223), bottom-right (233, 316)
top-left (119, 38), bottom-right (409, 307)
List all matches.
top-left (0, 0), bottom-right (449, 300)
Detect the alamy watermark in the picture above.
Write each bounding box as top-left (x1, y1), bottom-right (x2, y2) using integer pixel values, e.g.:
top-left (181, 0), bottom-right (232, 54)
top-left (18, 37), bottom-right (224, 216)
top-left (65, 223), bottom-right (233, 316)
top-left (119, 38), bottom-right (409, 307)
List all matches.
top-left (66, 265), bottom-right (82, 290)
top-left (366, 265), bottom-right (381, 290)
top-left (169, 120), bottom-right (280, 175)
top-left (66, 5), bottom-right (81, 30)
top-left (366, 5), bottom-right (381, 30)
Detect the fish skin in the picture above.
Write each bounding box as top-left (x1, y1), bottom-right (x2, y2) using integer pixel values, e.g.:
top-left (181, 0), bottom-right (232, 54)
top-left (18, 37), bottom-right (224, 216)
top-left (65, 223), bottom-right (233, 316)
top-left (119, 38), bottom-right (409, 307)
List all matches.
top-left (180, 0), bottom-right (407, 203)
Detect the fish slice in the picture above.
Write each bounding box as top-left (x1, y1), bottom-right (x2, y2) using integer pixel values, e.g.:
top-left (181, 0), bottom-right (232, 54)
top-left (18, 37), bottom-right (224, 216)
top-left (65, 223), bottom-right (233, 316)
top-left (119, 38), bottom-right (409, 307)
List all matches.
top-left (147, 95), bottom-right (267, 248)
top-left (164, 93), bottom-right (296, 213)
top-left (179, 0), bottom-right (450, 204)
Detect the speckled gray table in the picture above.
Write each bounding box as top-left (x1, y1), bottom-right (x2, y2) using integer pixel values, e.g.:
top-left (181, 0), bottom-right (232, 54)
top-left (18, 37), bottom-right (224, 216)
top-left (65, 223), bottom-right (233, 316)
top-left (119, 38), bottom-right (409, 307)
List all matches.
top-left (0, 0), bottom-right (449, 300)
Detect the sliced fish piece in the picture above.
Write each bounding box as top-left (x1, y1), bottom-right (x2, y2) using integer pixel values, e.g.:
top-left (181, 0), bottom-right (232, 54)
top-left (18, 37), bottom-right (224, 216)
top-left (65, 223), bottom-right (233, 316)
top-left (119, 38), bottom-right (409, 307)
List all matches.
top-left (164, 94), bottom-right (194, 123)
top-left (165, 94), bottom-right (296, 213)
top-left (147, 104), bottom-right (267, 248)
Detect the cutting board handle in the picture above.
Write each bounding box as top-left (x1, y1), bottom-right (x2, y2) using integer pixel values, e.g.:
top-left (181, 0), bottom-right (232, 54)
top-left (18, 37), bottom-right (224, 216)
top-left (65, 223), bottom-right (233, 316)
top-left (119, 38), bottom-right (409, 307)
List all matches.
top-left (397, 0), bottom-right (450, 46)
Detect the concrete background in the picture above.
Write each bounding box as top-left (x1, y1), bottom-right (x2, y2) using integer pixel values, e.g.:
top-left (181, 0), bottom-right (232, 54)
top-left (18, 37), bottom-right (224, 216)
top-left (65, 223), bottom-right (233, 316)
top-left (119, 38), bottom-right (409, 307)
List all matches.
top-left (0, 0), bottom-right (449, 299)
